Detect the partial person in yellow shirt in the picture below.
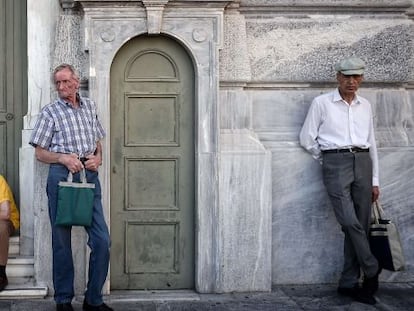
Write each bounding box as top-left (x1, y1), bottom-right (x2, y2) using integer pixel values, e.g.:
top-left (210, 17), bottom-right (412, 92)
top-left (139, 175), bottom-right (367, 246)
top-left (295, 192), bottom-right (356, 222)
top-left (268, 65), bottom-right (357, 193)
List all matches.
top-left (0, 175), bottom-right (20, 291)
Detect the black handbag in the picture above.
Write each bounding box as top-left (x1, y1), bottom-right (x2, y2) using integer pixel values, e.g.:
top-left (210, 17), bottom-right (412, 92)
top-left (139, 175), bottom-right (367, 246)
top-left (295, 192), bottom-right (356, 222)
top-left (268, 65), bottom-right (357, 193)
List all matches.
top-left (369, 201), bottom-right (405, 271)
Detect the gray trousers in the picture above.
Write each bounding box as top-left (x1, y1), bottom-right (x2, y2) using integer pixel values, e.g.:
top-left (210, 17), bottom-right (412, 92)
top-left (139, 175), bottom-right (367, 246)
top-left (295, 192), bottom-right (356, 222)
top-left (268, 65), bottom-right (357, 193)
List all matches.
top-left (322, 151), bottom-right (379, 288)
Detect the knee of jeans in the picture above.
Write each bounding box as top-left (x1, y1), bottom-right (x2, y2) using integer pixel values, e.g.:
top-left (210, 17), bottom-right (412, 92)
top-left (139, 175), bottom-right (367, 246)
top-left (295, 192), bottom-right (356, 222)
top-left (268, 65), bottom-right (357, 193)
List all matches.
top-left (90, 235), bottom-right (110, 255)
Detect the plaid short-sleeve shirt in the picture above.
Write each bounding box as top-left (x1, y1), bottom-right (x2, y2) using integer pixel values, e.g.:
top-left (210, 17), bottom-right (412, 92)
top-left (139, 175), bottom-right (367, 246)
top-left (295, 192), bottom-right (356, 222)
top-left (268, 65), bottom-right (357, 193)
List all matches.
top-left (30, 95), bottom-right (105, 157)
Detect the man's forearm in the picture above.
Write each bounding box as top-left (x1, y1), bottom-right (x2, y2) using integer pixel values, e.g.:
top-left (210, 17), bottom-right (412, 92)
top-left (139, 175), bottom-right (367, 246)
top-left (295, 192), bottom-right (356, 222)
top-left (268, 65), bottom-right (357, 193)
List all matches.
top-left (34, 146), bottom-right (62, 164)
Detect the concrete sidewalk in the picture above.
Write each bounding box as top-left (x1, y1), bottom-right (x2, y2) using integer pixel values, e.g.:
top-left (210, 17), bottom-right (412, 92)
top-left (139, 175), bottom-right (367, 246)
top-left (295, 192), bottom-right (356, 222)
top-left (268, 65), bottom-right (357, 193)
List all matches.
top-left (0, 283), bottom-right (412, 311)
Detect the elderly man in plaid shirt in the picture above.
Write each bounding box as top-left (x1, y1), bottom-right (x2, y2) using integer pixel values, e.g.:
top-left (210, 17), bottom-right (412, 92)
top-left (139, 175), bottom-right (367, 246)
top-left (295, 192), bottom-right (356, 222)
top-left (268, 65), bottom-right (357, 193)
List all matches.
top-left (30, 64), bottom-right (113, 311)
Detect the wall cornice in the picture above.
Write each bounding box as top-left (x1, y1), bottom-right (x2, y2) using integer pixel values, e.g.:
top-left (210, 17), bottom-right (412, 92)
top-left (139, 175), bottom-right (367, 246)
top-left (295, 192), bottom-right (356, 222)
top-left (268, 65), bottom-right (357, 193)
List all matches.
top-left (239, 0), bottom-right (414, 16)
top-left (75, 0), bottom-right (232, 8)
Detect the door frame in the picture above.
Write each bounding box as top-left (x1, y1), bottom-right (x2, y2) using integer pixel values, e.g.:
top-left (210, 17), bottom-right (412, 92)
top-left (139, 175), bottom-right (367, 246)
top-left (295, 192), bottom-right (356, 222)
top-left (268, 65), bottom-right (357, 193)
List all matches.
top-left (80, 6), bottom-right (223, 293)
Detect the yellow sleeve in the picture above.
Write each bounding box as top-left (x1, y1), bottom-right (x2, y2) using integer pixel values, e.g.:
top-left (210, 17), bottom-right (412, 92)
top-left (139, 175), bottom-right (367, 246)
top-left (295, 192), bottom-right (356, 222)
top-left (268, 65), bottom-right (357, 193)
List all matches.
top-left (0, 175), bottom-right (20, 230)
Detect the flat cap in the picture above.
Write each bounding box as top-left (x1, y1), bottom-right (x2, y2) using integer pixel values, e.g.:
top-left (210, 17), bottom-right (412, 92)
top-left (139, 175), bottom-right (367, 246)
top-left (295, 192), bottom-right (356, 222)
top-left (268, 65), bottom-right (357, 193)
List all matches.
top-left (335, 57), bottom-right (365, 75)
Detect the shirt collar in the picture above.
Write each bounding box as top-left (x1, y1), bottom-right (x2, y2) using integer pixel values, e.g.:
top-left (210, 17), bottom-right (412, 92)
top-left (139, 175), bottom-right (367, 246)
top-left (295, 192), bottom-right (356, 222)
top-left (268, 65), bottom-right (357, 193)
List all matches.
top-left (333, 88), bottom-right (362, 105)
top-left (58, 93), bottom-right (83, 108)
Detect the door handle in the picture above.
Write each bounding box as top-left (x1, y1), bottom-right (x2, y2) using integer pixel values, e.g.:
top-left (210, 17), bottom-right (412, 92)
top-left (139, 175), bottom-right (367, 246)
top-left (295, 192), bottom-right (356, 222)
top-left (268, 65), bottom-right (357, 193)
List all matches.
top-left (5, 113), bottom-right (14, 121)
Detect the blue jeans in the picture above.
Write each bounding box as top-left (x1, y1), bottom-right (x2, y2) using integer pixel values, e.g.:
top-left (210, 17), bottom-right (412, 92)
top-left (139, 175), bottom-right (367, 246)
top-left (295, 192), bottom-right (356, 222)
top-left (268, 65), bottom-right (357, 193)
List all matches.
top-left (47, 164), bottom-right (110, 305)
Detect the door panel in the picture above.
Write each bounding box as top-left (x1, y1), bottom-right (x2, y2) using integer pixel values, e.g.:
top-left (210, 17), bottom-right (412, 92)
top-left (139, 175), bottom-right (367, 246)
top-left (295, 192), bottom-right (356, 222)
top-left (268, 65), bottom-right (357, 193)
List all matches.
top-left (0, 0), bottom-right (8, 178)
top-left (110, 35), bottom-right (195, 290)
top-left (0, 0), bottom-right (26, 200)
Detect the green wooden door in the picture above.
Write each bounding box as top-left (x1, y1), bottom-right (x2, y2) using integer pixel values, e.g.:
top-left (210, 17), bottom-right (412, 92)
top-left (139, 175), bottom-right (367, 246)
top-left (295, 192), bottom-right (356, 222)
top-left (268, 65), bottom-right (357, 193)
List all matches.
top-left (0, 0), bottom-right (26, 201)
top-left (110, 35), bottom-right (195, 290)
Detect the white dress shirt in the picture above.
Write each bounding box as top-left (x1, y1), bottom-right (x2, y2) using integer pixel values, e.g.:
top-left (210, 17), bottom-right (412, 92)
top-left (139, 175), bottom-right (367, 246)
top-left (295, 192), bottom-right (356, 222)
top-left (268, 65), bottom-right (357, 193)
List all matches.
top-left (299, 88), bottom-right (379, 186)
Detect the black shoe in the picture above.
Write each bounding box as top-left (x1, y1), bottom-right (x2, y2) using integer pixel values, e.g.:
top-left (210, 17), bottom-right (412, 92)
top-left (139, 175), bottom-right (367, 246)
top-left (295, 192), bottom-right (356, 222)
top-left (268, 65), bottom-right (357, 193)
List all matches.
top-left (83, 300), bottom-right (114, 311)
top-left (337, 284), bottom-right (360, 298)
top-left (0, 275), bottom-right (8, 291)
top-left (354, 288), bottom-right (376, 305)
top-left (363, 267), bottom-right (382, 295)
top-left (56, 303), bottom-right (74, 311)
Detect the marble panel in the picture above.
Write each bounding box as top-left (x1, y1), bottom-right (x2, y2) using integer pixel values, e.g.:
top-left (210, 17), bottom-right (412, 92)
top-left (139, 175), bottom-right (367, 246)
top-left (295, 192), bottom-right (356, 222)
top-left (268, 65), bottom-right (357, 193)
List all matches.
top-left (245, 18), bottom-right (414, 82)
top-left (249, 88), bottom-right (414, 148)
top-left (377, 149), bottom-right (414, 282)
top-left (19, 130), bottom-right (35, 256)
top-left (268, 146), bottom-right (414, 284)
top-left (220, 90), bottom-right (252, 130)
top-left (32, 160), bottom-right (52, 290)
top-left (26, 0), bottom-right (60, 126)
top-left (195, 152), bottom-right (219, 293)
top-left (250, 89), bottom-right (327, 146)
top-left (218, 130), bottom-right (272, 292)
top-left (360, 89), bottom-right (414, 147)
top-left (270, 147), bottom-right (343, 284)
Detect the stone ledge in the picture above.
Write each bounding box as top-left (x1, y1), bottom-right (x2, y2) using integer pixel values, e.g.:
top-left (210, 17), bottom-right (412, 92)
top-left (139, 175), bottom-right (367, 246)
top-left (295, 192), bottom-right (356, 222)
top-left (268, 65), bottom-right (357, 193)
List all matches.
top-left (0, 286), bottom-right (48, 299)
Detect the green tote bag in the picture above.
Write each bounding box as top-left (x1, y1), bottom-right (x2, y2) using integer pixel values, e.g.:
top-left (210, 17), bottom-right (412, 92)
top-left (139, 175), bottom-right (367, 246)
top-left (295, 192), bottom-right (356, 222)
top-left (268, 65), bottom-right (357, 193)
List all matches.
top-left (55, 169), bottom-right (95, 227)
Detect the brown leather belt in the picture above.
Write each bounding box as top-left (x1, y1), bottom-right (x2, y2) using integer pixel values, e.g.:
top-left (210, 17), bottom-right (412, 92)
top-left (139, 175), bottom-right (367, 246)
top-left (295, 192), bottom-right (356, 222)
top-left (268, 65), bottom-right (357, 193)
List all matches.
top-left (322, 147), bottom-right (369, 154)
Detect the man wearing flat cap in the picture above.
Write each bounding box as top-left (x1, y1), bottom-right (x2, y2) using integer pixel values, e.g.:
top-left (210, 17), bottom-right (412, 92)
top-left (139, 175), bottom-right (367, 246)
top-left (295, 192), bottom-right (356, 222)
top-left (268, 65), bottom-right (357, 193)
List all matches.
top-left (299, 57), bottom-right (381, 305)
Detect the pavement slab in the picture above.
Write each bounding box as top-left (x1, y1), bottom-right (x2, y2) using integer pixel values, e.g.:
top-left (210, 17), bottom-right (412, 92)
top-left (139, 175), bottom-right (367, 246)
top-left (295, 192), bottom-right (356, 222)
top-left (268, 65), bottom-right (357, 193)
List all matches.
top-left (0, 283), bottom-right (411, 311)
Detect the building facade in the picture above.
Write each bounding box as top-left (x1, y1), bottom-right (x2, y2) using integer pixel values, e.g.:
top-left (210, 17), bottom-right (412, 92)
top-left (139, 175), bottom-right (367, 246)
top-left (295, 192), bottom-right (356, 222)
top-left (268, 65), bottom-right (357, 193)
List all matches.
top-left (2, 0), bottom-right (414, 297)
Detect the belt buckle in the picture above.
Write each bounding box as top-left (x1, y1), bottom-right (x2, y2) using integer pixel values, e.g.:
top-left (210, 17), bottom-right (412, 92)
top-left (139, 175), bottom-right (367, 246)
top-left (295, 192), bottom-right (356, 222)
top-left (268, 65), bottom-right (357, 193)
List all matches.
top-left (349, 148), bottom-right (356, 153)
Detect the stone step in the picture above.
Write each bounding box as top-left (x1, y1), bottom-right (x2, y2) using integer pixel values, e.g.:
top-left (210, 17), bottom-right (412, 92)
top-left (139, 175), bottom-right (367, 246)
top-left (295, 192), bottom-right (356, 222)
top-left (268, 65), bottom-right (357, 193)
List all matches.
top-left (0, 284), bottom-right (48, 299)
top-left (7, 237), bottom-right (35, 283)
top-left (0, 238), bottom-right (48, 299)
top-left (0, 255), bottom-right (47, 299)
top-left (6, 256), bottom-right (34, 279)
top-left (9, 236), bottom-right (19, 255)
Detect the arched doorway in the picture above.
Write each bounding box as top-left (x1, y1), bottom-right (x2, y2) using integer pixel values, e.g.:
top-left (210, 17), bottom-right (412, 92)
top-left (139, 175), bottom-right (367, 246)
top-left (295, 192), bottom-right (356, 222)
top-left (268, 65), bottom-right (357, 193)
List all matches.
top-left (110, 35), bottom-right (195, 290)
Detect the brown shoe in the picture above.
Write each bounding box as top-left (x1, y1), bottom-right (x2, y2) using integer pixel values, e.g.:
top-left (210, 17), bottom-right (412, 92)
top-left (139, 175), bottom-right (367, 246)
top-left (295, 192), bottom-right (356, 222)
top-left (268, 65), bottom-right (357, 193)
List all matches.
top-left (0, 275), bottom-right (8, 291)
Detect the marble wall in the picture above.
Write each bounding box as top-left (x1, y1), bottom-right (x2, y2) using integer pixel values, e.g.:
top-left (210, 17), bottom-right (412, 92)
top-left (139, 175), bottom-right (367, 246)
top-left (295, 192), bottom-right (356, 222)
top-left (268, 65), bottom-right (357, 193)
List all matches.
top-left (220, 1), bottom-right (414, 285)
top-left (243, 89), bottom-right (414, 284)
top-left (23, 0), bottom-right (414, 295)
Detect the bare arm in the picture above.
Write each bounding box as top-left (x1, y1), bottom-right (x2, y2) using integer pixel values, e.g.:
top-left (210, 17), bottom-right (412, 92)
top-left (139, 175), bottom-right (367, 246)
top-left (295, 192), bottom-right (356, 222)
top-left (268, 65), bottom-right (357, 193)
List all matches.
top-left (0, 201), bottom-right (11, 220)
top-left (34, 146), bottom-right (83, 173)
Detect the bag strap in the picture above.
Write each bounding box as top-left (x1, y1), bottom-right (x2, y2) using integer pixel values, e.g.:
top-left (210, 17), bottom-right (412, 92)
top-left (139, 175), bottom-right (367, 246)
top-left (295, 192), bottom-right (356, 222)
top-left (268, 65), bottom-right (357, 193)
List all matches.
top-left (66, 169), bottom-right (88, 184)
top-left (372, 201), bottom-right (385, 224)
top-left (67, 172), bottom-right (73, 183)
top-left (80, 168), bottom-right (88, 184)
